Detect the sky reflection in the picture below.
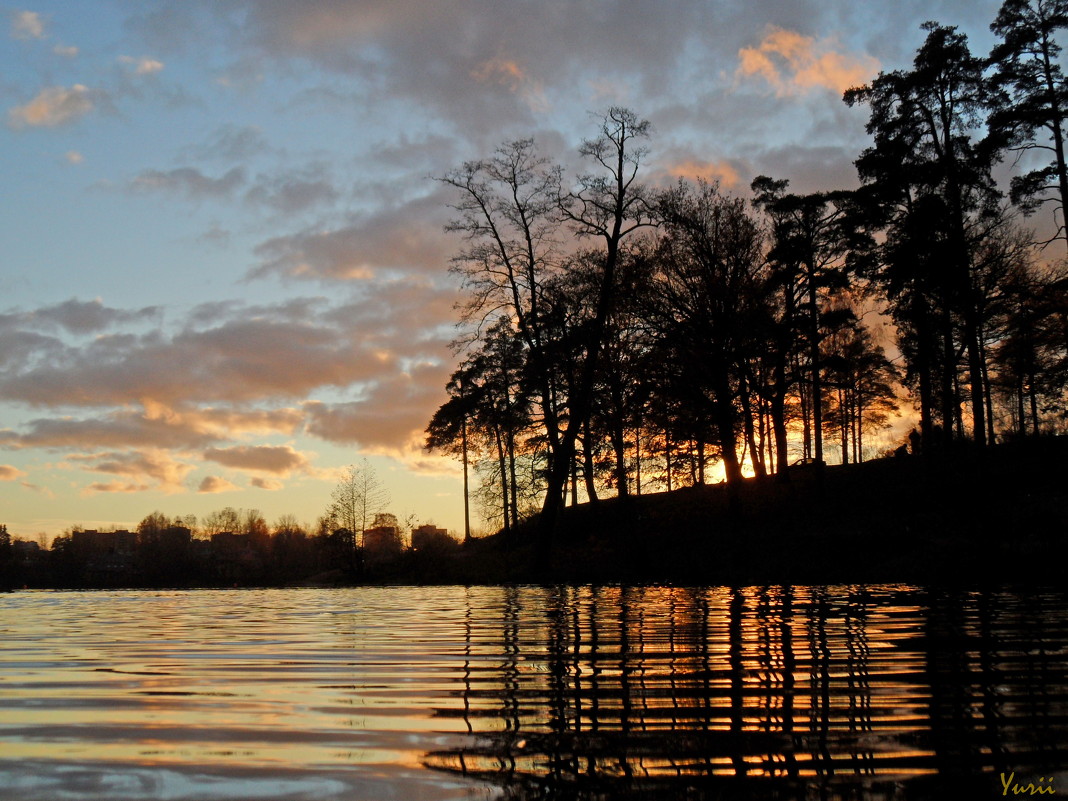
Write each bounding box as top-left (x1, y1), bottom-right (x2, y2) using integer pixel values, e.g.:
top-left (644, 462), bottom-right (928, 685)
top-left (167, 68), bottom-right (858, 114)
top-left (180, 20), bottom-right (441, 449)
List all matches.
top-left (1, 586), bottom-right (1066, 800)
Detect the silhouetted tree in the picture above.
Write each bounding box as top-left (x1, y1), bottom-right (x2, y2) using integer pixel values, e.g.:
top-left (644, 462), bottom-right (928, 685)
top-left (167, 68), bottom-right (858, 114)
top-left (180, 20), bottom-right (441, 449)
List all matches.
top-left (427, 320), bottom-right (531, 533)
top-left (440, 108), bottom-right (653, 552)
top-left (651, 180), bottom-right (765, 485)
top-left (541, 107), bottom-right (654, 542)
top-left (822, 310), bottom-right (901, 463)
top-left (989, 0), bottom-right (1068, 249)
top-left (202, 507), bottom-right (241, 537)
top-left (587, 242), bottom-right (657, 496)
top-left (846, 22), bottom-right (1000, 447)
top-left (440, 136), bottom-right (565, 505)
top-left (329, 460), bottom-right (389, 558)
top-left (751, 177), bottom-right (859, 469)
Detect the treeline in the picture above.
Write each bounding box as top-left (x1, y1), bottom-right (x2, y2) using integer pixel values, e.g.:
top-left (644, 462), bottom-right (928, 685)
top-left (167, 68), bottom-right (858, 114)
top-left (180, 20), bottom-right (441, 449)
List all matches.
top-left (0, 505), bottom-right (458, 589)
top-left (0, 510), bottom-right (328, 588)
top-left (427, 3), bottom-right (1068, 536)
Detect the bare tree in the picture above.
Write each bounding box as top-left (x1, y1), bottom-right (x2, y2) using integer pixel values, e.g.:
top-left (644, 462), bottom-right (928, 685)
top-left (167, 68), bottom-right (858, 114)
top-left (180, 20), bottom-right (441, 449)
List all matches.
top-left (329, 459), bottom-right (390, 548)
top-left (539, 108), bottom-right (654, 543)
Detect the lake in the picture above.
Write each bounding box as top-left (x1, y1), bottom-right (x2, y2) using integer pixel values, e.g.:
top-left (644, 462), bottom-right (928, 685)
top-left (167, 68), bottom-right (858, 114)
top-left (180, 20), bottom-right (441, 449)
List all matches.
top-left (1, 585), bottom-right (1066, 800)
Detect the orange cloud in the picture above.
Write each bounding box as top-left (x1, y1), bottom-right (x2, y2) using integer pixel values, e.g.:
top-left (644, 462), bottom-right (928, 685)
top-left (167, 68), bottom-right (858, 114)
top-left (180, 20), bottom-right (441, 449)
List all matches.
top-left (737, 28), bottom-right (877, 97)
top-left (251, 477), bottom-right (283, 491)
top-left (665, 159), bottom-right (741, 188)
top-left (202, 445), bottom-right (310, 475)
top-left (8, 84), bottom-right (96, 128)
top-left (83, 481), bottom-right (151, 495)
top-left (471, 56), bottom-right (549, 112)
top-left (69, 449), bottom-right (194, 493)
top-left (0, 465), bottom-right (26, 481)
top-left (0, 403), bottom-right (302, 452)
top-left (198, 476), bottom-right (239, 494)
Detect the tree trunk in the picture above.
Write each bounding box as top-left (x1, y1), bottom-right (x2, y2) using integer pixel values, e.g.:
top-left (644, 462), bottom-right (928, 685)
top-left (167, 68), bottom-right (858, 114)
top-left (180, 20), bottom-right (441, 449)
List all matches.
top-left (582, 419), bottom-right (599, 503)
top-left (940, 302), bottom-right (956, 447)
top-left (739, 375), bottom-right (766, 479)
top-left (1029, 370), bottom-right (1040, 436)
top-left (494, 424), bottom-right (511, 535)
top-left (460, 406), bottom-right (471, 544)
top-left (770, 393), bottom-right (790, 480)
top-left (507, 427), bottom-right (519, 530)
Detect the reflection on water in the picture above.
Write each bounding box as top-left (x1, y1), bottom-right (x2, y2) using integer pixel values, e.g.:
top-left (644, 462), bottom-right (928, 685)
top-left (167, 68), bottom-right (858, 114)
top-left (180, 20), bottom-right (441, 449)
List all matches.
top-left (0, 586), bottom-right (1066, 800)
top-left (424, 585), bottom-right (1068, 800)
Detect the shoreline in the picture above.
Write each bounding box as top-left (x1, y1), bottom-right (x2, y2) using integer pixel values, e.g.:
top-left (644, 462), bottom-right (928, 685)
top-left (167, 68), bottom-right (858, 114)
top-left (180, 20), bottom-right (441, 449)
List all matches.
top-left (7, 437), bottom-right (1067, 590)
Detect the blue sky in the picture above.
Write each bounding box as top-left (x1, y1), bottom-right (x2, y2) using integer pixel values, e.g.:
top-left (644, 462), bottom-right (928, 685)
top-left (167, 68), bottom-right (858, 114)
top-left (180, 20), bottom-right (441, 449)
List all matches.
top-left (0, 0), bottom-right (1006, 539)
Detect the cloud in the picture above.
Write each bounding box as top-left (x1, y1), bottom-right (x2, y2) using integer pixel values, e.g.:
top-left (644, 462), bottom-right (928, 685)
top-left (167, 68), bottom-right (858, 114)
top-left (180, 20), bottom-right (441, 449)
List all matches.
top-left (53, 44), bottom-right (78, 58)
top-left (198, 475), bottom-right (239, 493)
top-left (11, 10), bottom-right (45, 40)
top-left (663, 159), bottom-right (742, 188)
top-left (0, 295), bottom-right (446, 408)
top-left (244, 169), bottom-right (339, 215)
top-left (119, 55), bottom-right (165, 75)
top-left (0, 412), bottom-right (219, 451)
top-left (128, 0), bottom-right (709, 138)
top-left (198, 224), bottom-right (231, 247)
top-left (251, 477), bottom-right (283, 490)
top-left (8, 85), bottom-right (97, 128)
top-left (303, 361), bottom-right (452, 456)
top-left (0, 465), bottom-right (26, 480)
top-left (69, 449), bottom-right (195, 493)
top-left (471, 56), bottom-right (549, 112)
top-left (737, 28), bottom-right (878, 97)
top-left (64, 150), bottom-right (84, 165)
top-left (178, 405), bottom-right (305, 437)
top-left (83, 481), bottom-right (152, 495)
top-left (251, 189), bottom-right (453, 281)
top-left (202, 444), bottom-right (310, 475)
top-left (28, 298), bottom-right (159, 335)
top-left (130, 166), bottom-right (246, 200)
top-left (182, 124), bottom-right (271, 163)
top-left (745, 142), bottom-right (862, 194)
top-left (0, 329), bottom-right (64, 372)
top-left (0, 400), bottom-right (306, 452)
top-left (130, 161), bottom-right (335, 215)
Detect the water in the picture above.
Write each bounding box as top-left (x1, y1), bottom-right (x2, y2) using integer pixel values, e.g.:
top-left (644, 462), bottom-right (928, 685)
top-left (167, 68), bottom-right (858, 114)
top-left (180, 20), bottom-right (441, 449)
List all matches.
top-left (1, 586), bottom-right (1066, 800)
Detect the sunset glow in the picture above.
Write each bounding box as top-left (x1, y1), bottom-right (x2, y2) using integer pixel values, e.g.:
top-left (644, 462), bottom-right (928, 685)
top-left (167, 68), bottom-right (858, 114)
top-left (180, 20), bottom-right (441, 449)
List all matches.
top-left (0, 1), bottom-right (1002, 538)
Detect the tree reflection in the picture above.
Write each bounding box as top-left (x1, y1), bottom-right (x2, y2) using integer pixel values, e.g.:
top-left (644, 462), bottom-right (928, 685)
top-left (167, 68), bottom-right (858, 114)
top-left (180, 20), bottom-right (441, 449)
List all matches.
top-left (425, 586), bottom-right (1068, 801)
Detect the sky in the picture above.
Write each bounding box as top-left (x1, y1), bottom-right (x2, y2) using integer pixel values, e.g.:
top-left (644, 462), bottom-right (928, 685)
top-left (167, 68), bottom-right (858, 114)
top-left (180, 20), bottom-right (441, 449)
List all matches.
top-left (0, 0), bottom-right (1007, 540)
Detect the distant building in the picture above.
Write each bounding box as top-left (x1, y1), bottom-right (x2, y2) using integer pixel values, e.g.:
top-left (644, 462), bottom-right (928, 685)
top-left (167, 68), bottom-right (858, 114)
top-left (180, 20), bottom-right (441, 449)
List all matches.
top-left (363, 525), bottom-right (403, 557)
top-left (411, 524), bottom-right (456, 551)
top-left (70, 530), bottom-right (138, 583)
top-left (72, 529), bottom-right (137, 554)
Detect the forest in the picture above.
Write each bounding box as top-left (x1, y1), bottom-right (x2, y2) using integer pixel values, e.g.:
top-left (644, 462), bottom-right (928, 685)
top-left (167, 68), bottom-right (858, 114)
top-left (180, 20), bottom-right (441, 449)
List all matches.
top-left (426, 3), bottom-right (1068, 545)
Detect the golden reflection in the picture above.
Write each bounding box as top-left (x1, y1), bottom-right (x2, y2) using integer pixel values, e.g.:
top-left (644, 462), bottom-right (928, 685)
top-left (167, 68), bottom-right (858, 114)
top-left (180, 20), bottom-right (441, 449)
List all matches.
top-left (426, 585), bottom-right (1068, 800)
